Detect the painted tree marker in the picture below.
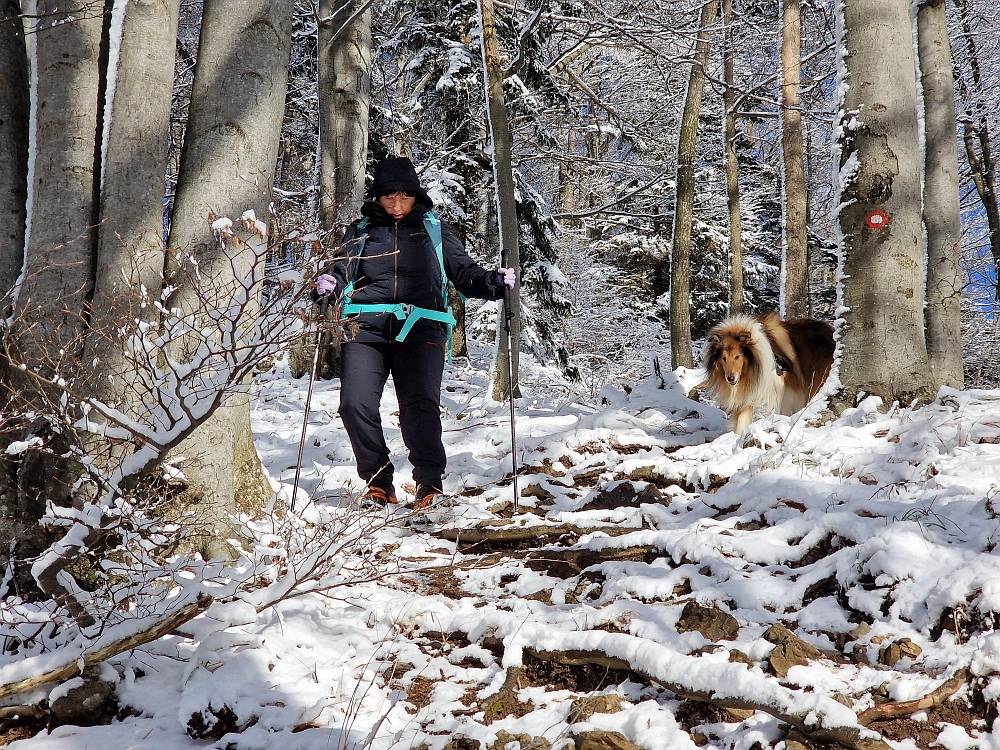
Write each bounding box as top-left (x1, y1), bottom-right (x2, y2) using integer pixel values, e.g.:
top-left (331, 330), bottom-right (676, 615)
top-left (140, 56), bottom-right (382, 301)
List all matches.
top-left (865, 209), bottom-right (890, 229)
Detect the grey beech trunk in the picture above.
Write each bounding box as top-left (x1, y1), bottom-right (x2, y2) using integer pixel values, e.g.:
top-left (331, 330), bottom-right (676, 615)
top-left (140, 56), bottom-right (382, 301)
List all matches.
top-left (917, 0), bottom-right (963, 389)
top-left (835, 0), bottom-right (935, 408)
top-left (88, 0), bottom-right (181, 406)
top-left (318, 0), bottom-right (371, 238)
top-left (0, 0), bottom-right (28, 306)
top-left (670, 0), bottom-right (717, 369)
top-left (165, 0), bottom-right (293, 555)
top-left (0, 1), bottom-right (106, 596)
top-left (316, 0), bottom-right (371, 379)
top-left (14, 1), bottom-right (104, 376)
top-left (480, 0), bottom-right (521, 401)
top-left (781, 0), bottom-right (809, 319)
top-left (722, 0), bottom-right (743, 315)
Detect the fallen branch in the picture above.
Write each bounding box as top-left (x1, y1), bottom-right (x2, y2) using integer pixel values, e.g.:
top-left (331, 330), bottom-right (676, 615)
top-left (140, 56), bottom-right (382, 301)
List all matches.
top-left (857, 669), bottom-right (967, 725)
top-left (439, 521), bottom-right (635, 552)
top-left (0, 594), bottom-right (212, 699)
top-left (515, 629), bottom-right (891, 750)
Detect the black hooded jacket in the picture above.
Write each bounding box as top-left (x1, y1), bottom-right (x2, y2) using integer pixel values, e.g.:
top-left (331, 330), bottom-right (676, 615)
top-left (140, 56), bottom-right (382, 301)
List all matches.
top-left (328, 201), bottom-right (505, 345)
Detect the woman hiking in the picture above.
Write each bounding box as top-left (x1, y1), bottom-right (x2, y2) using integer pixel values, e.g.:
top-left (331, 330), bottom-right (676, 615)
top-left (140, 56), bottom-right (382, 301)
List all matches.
top-left (316, 156), bottom-right (515, 509)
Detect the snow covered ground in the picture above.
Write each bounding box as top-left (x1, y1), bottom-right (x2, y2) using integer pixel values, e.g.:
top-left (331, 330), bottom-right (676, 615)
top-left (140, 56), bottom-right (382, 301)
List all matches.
top-left (11, 342), bottom-right (1000, 750)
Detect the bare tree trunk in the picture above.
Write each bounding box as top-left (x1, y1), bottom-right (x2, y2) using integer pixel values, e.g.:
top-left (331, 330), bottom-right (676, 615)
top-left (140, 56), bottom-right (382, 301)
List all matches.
top-left (0, 0), bottom-right (28, 305)
top-left (14, 0), bottom-right (106, 376)
top-left (670, 0), bottom-right (717, 369)
top-left (88, 0), bottom-right (181, 406)
top-left (722, 0), bottom-right (743, 315)
top-left (480, 0), bottom-right (521, 400)
top-left (165, 0), bottom-right (293, 556)
top-left (954, 0), bottom-right (1000, 300)
top-left (0, 0), bottom-right (107, 596)
top-left (318, 0), bottom-right (371, 239)
top-left (918, 0), bottom-right (963, 388)
top-left (781, 0), bottom-right (809, 318)
top-left (315, 0), bottom-right (372, 379)
top-left (835, 0), bottom-right (935, 408)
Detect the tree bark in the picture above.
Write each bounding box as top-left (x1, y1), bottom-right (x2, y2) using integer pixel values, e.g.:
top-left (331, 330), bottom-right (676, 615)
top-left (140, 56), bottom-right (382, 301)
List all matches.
top-left (781, 0), bottom-right (809, 319)
top-left (13, 0), bottom-right (105, 378)
top-left (165, 0), bottom-right (293, 555)
top-left (835, 0), bottom-right (936, 408)
top-left (0, 1), bottom-right (107, 592)
top-left (318, 0), bottom-right (372, 240)
top-left (0, 0), bottom-right (29, 306)
top-left (671, 0), bottom-right (717, 369)
top-left (722, 0), bottom-right (743, 315)
top-left (917, 0), bottom-right (963, 389)
top-left (480, 0), bottom-right (522, 400)
top-left (315, 0), bottom-right (372, 379)
top-left (88, 0), bottom-right (181, 407)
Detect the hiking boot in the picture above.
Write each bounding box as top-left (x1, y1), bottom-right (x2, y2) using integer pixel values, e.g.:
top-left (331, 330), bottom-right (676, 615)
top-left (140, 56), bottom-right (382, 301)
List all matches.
top-left (411, 484), bottom-right (442, 511)
top-left (358, 485), bottom-right (397, 507)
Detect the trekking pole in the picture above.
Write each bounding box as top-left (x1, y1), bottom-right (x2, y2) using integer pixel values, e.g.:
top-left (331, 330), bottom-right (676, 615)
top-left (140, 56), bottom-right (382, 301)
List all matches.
top-left (290, 295), bottom-right (330, 512)
top-left (502, 286), bottom-right (518, 513)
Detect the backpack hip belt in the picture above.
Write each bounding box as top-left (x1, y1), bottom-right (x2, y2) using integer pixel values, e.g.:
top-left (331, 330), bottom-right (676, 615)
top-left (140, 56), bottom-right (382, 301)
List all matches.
top-left (340, 302), bottom-right (457, 342)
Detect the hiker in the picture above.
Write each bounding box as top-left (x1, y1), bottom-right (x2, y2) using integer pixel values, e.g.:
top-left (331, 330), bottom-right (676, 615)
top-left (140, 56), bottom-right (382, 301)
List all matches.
top-left (315, 156), bottom-right (516, 509)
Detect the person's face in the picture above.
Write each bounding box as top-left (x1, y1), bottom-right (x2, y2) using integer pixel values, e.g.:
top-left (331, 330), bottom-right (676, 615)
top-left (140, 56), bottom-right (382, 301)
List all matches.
top-left (379, 191), bottom-right (416, 220)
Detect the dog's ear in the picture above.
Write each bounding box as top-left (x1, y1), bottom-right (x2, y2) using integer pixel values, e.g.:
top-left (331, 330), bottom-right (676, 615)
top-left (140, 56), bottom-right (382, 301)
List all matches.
top-left (738, 333), bottom-right (752, 346)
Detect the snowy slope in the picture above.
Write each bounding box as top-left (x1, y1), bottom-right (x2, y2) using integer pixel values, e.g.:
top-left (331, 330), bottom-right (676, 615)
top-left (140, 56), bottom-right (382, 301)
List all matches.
top-left (11, 343), bottom-right (1000, 750)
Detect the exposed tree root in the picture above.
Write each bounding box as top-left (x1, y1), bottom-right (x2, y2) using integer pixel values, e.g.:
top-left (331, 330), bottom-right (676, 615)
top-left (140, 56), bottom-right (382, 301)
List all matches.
top-left (524, 645), bottom-right (892, 750)
top-left (0, 593), bottom-right (212, 699)
top-left (857, 669), bottom-right (967, 725)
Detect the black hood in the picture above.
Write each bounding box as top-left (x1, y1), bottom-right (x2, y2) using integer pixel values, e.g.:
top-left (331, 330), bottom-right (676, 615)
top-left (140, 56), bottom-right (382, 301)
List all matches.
top-left (365, 156), bottom-right (433, 207)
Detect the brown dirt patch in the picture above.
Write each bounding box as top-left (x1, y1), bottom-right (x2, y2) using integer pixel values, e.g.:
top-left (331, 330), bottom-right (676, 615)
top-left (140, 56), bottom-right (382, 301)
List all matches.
top-left (869, 698), bottom-right (986, 749)
top-left (0, 720), bottom-right (46, 745)
top-left (674, 698), bottom-right (727, 732)
top-left (406, 676), bottom-right (438, 712)
top-left (424, 567), bottom-right (466, 600)
top-left (521, 651), bottom-right (633, 692)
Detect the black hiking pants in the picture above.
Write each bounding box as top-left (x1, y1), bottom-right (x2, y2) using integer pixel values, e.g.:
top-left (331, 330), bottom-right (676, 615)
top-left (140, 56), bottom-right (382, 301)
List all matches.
top-left (339, 338), bottom-right (446, 491)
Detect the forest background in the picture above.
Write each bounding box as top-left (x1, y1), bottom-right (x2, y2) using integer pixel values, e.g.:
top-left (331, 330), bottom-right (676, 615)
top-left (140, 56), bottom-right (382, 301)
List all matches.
top-left (1, 0), bottom-right (1000, 740)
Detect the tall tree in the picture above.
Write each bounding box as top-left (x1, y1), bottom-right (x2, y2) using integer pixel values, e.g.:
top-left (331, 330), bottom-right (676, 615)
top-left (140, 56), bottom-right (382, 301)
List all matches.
top-left (722, 0), bottom-right (743, 315)
top-left (954, 0), bottom-right (1000, 301)
top-left (318, 0), bottom-right (372, 237)
top-left (480, 0), bottom-right (522, 400)
top-left (918, 0), bottom-right (963, 388)
top-left (165, 0), bottom-right (294, 556)
top-left (781, 0), bottom-right (809, 318)
top-left (13, 1), bottom-right (105, 376)
top-left (313, 0), bottom-right (372, 379)
top-left (835, 0), bottom-right (935, 407)
top-left (88, 0), bottom-right (182, 405)
top-left (0, 0), bottom-right (28, 303)
top-left (671, 0), bottom-right (718, 370)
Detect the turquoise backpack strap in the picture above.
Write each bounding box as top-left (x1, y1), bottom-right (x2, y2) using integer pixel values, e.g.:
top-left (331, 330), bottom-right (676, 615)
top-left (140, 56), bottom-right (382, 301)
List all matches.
top-left (339, 217), bottom-right (369, 301)
top-left (422, 212), bottom-right (459, 362)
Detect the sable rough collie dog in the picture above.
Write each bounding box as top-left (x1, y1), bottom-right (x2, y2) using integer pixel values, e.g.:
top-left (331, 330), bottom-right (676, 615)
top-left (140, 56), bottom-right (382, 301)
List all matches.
top-left (702, 313), bottom-right (835, 433)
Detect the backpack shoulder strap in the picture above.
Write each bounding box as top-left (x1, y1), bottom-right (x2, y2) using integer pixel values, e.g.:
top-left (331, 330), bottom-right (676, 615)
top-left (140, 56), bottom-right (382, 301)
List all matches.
top-left (341, 217), bottom-right (369, 300)
top-left (422, 213), bottom-right (447, 305)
